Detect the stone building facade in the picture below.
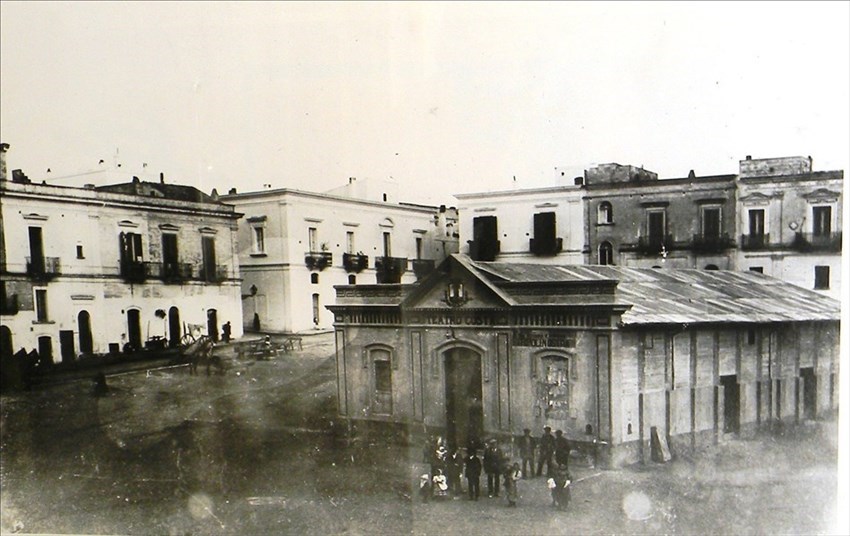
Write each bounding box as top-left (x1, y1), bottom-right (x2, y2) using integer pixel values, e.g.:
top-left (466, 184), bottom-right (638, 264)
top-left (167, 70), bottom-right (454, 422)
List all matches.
top-left (736, 156), bottom-right (843, 300)
top-left (455, 183), bottom-right (585, 264)
top-left (1, 161), bottom-right (243, 362)
top-left (330, 255), bottom-right (840, 467)
top-left (223, 178), bottom-right (458, 333)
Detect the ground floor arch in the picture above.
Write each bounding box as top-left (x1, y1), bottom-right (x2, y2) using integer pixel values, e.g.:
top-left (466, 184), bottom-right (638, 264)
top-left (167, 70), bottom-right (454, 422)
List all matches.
top-left (168, 306), bottom-right (181, 347)
top-left (78, 310), bottom-right (93, 354)
top-left (443, 347), bottom-right (483, 450)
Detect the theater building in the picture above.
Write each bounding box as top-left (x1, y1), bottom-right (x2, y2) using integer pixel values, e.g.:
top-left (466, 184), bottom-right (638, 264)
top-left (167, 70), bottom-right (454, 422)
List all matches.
top-left (329, 254), bottom-right (840, 467)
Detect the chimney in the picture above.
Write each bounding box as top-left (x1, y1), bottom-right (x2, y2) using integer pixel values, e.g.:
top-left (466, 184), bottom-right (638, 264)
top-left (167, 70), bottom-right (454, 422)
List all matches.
top-left (745, 155), bottom-right (752, 160)
top-left (0, 142), bottom-right (8, 181)
top-left (12, 169), bottom-right (30, 184)
top-left (160, 172), bottom-right (165, 184)
top-left (573, 176), bottom-right (584, 186)
top-left (228, 187), bottom-right (237, 195)
top-left (688, 169), bottom-right (696, 179)
top-left (349, 177), bottom-right (356, 184)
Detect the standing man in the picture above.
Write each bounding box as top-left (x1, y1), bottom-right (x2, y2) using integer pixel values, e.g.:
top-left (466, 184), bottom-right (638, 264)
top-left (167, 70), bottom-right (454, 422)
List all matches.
top-left (446, 447), bottom-right (464, 498)
top-left (536, 426), bottom-right (555, 477)
top-left (555, 429), bottom-right (571, 471)
top-left (484, 439), bottom-right (503, 498)
top-left (518, 428), bottom-right (535, 479)
top-left (465, 447), bottom-right (482, 501)
top-left (221, 321), bottom-right (232, 343)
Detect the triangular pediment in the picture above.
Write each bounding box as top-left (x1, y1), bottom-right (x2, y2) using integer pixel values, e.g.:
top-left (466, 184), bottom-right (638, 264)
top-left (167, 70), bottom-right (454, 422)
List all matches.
top-left (401, 255), bottom-right (512, 310)
top-left (802, 188), bottom-right (840, 203)
top-left (739, 191), bottom-right (779, 205)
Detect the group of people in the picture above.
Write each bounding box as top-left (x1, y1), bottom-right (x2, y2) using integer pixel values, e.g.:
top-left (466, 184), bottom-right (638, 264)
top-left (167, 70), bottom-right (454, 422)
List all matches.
top-left (420, 426), bottom-right (573, 510)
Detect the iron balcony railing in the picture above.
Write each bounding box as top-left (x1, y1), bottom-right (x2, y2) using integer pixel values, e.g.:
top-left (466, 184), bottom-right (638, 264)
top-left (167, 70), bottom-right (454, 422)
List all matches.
top-left (529, 237), bottom-right (564, 256)
top-left (792, 232), bottom-right (842, 252)
top-left (636, 235), bottom-right (673, 256)
top-left (146, 261), bottom-right (194, 283)
top-left (375, 256), bottom-right (408, 284)
top-left (305, 251), bottom-right (333, 271)
top-left (120, 260), bottom-right (148, 283)
top-left (26, 256), bottom-right (61, 281)
top-left (691, 233), bottom-right (735, 253)
top-left (0, 294), bottom-right (19, 316)
top-left (199, 264), bottom-right (229, 283)
top-left (467, 239), bottom-right (500, 262)
top-left (740, 233), bottom-right (770, 250)
top-left (412, 259), bottom-right (436, 279)
top-left (342, 252), bottom-right (368, 273)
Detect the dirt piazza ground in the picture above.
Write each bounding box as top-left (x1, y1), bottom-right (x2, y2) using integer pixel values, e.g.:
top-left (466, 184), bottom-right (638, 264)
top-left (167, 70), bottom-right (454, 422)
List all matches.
top-left (0, 332), bottom-right (842, 535)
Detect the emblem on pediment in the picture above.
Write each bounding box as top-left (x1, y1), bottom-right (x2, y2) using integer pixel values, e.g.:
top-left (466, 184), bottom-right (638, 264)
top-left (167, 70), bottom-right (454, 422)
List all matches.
top-left (444, 281), bottom-right (470, 308)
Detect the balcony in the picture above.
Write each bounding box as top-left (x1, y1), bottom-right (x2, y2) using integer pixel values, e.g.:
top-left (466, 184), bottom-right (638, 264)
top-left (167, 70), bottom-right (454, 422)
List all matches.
top-left (691, 233), bottom-right (735, 253)
top-left (120, 260), bottom-right (148, 283)
top-left (467, 239), bottom-right (500, 262)
top-left (412, 259), bottom-right (436, 279)
top-left (199, 264), bottom-right (230, 283)
top-left (636, 235), bottom-right (673, 256)
top-left (25, 256), bottom-right (61, 281)
top-left (792, 232), bottom-right (842, 252)
top-left (529, 237), bottom-right (563, 256)
top-left (1, 294), bottom-right (19, 316)
top-left (146, 261), bottom-right (194, 283)
top-left (740, 233), bottom-right (770, 251)
top-left (375, 256), bottom-right (408, 284)
top-left (342, 252), bottom-right (369, 273)
top-left (305, 251), bottom-right (333, 271)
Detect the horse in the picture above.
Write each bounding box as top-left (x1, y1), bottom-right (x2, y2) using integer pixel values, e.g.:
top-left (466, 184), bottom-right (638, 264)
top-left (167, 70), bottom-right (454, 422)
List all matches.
top-left (182, 336), bottom-right (225, 376)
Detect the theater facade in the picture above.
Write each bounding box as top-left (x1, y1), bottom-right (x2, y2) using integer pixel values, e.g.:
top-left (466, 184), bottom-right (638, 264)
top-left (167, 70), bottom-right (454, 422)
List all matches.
top-left (329, 254), bottom-right (840, 467)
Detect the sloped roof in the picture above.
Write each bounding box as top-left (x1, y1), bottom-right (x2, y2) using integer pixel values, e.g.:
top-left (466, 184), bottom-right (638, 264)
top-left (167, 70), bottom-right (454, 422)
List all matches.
top-left (463, 256), bottom-right (840, 325)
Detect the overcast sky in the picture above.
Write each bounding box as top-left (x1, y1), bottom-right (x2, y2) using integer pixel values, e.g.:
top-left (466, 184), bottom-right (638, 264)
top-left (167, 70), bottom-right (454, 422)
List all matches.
top-left (1, 1), bottom-right (848, 205)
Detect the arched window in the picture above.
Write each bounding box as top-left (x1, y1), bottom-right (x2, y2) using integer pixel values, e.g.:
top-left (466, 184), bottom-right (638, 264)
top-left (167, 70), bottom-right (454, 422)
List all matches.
top-left (705, 264), bottom-right (719, 271)
top-left (597, 202), bottom-right (613, 224)
top-left (598, 242), bottom-right (614, 265)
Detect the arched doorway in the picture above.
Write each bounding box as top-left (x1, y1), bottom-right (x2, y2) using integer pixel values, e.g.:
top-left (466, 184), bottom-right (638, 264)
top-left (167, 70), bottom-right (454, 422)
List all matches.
top-left (207, 309), bottom-right (219, 342)
top-left (168, 307), bottom-right (180, 347)
top-left (0, 325), bottom-right (12, 358)
top-left (444, 347), bottom-right (483, 451)
top-left (78, 310), bottom-right (93, 354)
top-left (127, 309), bottom-right (142, 351)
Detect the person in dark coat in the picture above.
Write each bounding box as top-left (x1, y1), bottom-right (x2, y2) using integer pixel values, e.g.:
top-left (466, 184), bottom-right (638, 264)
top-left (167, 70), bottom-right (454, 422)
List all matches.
top-left (536, 426), bottom-right (555, 477)
top-left (464, 448), bottom-right (482, 501)
top-left (483, 439), bottom-right (503, 497)
top-left (554, 429), bottom-right (571, 470)
top-left (221, 321), bottom-right (232, 343)
top-left (445, 447), bottom-right (464, 497)
top-left (518, 428), bottom-right (535, 479)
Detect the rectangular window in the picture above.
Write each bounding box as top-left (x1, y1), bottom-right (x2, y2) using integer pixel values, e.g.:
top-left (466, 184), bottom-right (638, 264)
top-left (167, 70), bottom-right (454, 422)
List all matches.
top-left (252, 226), bottom-right (265, 253)
top-left (814, 266), bottom-right (830, 290)
top-left (471, 215), bottom-right (499, 261)
top-left (701, 206), bottom-right (721, 239)
top-left (383, 232), bottom-right (392, 257)
top-left (162, 233), bottom-right (179, 265)
top-left (35, 289), bottom-right (48, 322)
top-left (532, 212), bottom-right (557, 254)
top-left (312, 293), bottom-right (320, 325)
top-left (748, 266), bottom-right (764, 273)
top-left (202, 236), bottom-right (216, 281)
top-left (346, 231), bottom-right (355, 254)
top-left (308, 227), bottom-right (318, 252)
top-left (415, 237), bottom-right (423, 260)
top-left (647, 210), bottom-right (666, 243)
top-left (76, 245), bottom-right (84, 259)
top-left (748, 209), bottom-right (765, 236)
top-left (812, 206), bottom-right (831, 236)
top-left (120, 232), bottom-right (144, 263)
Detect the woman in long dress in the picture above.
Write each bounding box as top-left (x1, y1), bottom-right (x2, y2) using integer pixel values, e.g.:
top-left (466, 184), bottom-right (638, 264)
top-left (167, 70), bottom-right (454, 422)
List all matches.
top-left (505, 462), bottom-right (521, 507)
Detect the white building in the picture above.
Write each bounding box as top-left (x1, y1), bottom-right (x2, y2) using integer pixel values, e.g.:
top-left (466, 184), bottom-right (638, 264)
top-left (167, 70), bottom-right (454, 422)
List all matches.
top-left (0, 145), bottom-right (243, 362)
top-left (737, 156), bottom-right (843, 300)
top-left (454, 180), bottom-right (585, 264)
top-left (223, 178), bottom-right (458, 334)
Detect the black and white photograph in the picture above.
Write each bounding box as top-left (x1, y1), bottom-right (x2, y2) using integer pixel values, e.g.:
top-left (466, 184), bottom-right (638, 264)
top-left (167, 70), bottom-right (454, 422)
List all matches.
top-left (1, 2), bottom-right (848, 535)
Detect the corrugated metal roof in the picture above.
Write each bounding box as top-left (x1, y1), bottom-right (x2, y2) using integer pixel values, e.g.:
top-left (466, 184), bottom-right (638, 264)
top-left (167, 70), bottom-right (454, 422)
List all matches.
top-left (464, 256), bottom-right (840, 325)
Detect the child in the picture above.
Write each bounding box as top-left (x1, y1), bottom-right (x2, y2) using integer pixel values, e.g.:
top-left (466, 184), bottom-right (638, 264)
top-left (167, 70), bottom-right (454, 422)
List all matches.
top-left (419, 473), bottom-right (432, 502)
top-left (432, 468), bottom-right (449, 500)
top-left (505, 462), bottom-right (521, 507)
